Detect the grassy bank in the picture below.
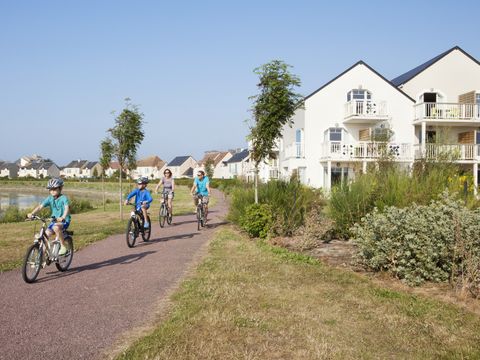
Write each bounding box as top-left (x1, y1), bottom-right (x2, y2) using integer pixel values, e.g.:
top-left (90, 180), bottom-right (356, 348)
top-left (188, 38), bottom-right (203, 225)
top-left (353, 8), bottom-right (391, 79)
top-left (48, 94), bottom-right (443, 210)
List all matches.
top-left (118, 227), bottom-right (480, 359)
top-left (0, 185), bottom-right (206, 271)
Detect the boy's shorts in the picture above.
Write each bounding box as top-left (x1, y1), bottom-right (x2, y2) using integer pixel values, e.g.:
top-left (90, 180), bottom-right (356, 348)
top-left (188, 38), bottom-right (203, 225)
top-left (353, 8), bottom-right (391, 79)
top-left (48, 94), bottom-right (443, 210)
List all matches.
top-left (48, 220), bottom-right (70, 231)
top-left (136, 204), bottom-right (150, 212)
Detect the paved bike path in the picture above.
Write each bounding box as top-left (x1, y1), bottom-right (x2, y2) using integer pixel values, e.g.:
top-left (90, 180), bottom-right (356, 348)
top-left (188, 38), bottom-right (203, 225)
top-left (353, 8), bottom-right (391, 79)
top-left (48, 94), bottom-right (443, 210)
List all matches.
top-left (0, 190), bottom-right (228, 360)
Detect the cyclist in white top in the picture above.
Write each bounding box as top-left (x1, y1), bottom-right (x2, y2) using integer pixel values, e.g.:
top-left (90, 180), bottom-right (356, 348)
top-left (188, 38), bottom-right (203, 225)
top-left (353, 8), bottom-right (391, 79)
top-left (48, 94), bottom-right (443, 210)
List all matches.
top-left (155, 168), bottom-right (175, 217)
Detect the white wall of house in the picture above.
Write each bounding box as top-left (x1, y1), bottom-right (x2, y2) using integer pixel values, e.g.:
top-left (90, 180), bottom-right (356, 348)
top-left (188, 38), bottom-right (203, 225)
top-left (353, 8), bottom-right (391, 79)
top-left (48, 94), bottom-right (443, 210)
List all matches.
top-left (170, 157), bottom-right (198, 178)
top-left (130, 166), bottom-right (161, 180)
top-left (296, 63), bottom-right (415, 188)
top-left (399, 49), bottom-right (480, 102)
top-left (62, 168), bottom-right (82, 178)
top-left (18, 168), bottom-right (38, 178)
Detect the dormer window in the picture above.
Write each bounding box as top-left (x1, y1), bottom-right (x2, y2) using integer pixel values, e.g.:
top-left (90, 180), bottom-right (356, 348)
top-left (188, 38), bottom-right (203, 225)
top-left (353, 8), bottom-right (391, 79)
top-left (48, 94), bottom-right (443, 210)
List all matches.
top-left (347, 89), bottom-right (371, 101)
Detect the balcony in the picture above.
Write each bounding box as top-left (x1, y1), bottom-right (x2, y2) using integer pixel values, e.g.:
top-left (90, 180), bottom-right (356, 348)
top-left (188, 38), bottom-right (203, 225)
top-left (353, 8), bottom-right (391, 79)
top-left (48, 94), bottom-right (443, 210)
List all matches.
top-left (414, 144), bottom-right (479, 161)
top-left (414, 103), bottom-right (480, 125)
top-left (284, 142), bottom-right (305, 159)
top-left (321, 141), bottom-right (413, 161)
top-left (344, 100), bottom-right (388, 123)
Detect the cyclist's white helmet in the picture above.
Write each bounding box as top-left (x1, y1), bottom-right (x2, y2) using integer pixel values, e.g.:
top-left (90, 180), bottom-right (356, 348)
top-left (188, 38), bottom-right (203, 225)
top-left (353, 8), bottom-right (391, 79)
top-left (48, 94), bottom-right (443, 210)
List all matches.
top-left (137, 176), bottom-right (149, 184)
top-left (46, 177), bottom-right (64, 189)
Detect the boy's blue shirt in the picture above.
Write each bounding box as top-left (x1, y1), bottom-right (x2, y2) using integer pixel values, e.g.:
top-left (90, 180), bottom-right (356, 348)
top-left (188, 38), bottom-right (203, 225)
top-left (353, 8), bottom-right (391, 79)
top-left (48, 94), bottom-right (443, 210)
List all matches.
top-left (42, 194), bottom-right (71, 222)
top-left (126, 188), bottom-right (153, 207)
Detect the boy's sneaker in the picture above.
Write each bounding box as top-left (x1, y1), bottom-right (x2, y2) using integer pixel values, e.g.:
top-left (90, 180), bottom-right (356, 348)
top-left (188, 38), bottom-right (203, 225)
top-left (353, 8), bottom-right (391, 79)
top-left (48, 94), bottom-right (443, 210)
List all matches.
top-left (144, 221), bottom-right (150, 229)
top-left (58, 245), bottom-right (68, 256)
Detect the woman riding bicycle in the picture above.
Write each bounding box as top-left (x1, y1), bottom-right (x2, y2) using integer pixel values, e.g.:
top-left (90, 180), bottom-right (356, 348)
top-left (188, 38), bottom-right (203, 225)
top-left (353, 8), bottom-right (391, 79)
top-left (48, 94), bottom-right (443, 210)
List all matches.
top-left (155, 168), bottom-right (175, 219)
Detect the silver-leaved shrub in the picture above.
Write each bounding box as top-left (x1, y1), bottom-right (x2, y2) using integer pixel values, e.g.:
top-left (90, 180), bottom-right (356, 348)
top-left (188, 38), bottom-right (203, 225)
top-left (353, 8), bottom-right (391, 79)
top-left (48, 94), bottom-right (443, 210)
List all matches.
top-left (352, 191), bottom-right (480, 294)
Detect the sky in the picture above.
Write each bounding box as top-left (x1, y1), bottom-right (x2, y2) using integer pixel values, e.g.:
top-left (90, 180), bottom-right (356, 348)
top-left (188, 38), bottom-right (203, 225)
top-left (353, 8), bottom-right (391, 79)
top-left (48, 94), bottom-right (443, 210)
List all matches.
top-left (1, 0), bottom-right (479, 166)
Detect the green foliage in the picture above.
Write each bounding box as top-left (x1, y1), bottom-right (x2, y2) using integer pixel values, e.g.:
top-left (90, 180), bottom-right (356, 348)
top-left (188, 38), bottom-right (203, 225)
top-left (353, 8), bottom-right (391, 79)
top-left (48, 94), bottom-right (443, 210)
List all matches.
top-left (99, 137), bottom-right (114, 175)
top-left (240, 203), bottom-right (273, 239)
top-left (328, 161), bottom-right (475, 238)
top-left (229, 180), bottom-right (324, 238)
top-left (69, 197), bottom-right (94, 214)
top-left (204, 158), bottom-right (215, 179)
top-left (352, 192), bottom-right (480, 291)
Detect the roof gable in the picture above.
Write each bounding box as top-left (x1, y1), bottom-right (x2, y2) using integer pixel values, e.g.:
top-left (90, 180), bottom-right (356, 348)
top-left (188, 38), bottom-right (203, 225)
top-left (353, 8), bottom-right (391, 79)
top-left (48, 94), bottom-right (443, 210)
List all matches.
top-left (305, 61), bottom-right (415, 102)
top-left (226, 149), bottom-right (249, 163)
top-left (391, 46), bottom-right (480, 87)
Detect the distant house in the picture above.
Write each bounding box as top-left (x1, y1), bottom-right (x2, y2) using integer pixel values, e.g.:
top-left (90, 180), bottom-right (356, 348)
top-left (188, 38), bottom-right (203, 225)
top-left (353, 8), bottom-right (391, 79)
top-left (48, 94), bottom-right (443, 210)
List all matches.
top-left (105, 161), bottom-right (121, 178)
top-left (0, 162), bottom-right (19, 179)
top-left (18, 163), bottom-right (39, 178)
top-left (16, 154), bottom-right (45, 167)
top-left (61, 160), bottom-right (89, 178)
top-left (167, 156), bottom-right (198, 178)
top-left (225, 149), bottom-right (252, 180)
top-left (130, 156), bottom-right (166, 180)
top-left (196, 151), bottom-right (233, 179)
top-left (36, 161), bottom-right (60, 178)
top-left (81, 161), bottom-right (103, 178)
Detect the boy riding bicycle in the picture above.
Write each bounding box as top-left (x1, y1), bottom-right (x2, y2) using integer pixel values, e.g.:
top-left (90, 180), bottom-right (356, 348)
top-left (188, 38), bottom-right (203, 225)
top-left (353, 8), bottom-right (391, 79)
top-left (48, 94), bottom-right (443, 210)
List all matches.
top-left (27, 178), bottom-right (71, 256)
top-left (125, 177), bottom-right (153, 228)
top-left (191, 170), bottom-right (211, 223)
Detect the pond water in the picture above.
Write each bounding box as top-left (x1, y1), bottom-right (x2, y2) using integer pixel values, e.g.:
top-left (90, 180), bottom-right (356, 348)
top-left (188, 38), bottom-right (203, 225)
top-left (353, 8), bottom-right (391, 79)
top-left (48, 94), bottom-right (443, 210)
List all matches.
top-left (0, 192), bottom-right (45, 212)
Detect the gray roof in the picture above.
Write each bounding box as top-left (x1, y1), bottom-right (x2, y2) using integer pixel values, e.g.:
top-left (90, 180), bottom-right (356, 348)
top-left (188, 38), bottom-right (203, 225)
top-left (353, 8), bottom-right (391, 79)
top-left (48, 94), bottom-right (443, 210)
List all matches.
top-left (64, 160), bottom-right (89, 169)
top-left (168, 156), bottom-right (191, 167)
top-left (182, 167), bottom-right (194, 177)
top-left (391, 46), bottom-right (480, 87)
top-left (0, 162), bottom-right (19, 172)
top-left (226, 149), bottom-right (249, 163)
top-left (84, 161), bottom-right (98, 169)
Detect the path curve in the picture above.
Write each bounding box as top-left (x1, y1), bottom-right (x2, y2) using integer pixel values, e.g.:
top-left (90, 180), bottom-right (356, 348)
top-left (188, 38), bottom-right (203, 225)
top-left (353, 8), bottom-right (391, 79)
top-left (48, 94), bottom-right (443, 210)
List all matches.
top-left (0, 189), bottom-right (228, 360)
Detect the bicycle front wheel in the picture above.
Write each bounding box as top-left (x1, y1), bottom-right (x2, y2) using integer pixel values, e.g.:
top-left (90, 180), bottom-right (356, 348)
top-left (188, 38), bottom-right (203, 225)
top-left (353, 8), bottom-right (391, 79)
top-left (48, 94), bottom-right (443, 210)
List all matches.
top-left (55, 236), bottom-right (74, 272)
top-left (159, 204), bottom-right (166, 228)
top-left (142, 215), bottom-right (151, 242)
top-left (126, 218), bottom-right (137, 248)
top-left (22, 243), bottom-right (42, 283)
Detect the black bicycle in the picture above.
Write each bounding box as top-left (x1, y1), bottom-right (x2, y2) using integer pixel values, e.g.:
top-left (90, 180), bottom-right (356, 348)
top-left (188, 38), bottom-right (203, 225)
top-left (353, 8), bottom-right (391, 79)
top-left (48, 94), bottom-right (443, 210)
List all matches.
top-left (22, 216), bottom-right (74, 283)
top-left (159, 191), bottom-right (172, 228)
top-left (126, 203), bottom-right (151, 248)
top-left (195, 194), bottom-right (207, 231)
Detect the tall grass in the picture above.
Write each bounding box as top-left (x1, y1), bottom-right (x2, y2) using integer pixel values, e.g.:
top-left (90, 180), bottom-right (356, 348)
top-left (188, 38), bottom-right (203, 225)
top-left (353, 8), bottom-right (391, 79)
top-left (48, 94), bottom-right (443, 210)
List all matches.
top-left (328, 160), bottom-right (477, 238)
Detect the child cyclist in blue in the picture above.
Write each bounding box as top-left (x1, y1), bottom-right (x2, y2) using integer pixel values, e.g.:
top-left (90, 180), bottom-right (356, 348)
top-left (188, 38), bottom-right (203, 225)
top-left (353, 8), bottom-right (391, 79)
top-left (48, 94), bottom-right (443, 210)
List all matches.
top-left (124, 177), bottom-right (153, 228)
top-left (28, 178), bottom-right (71, 256)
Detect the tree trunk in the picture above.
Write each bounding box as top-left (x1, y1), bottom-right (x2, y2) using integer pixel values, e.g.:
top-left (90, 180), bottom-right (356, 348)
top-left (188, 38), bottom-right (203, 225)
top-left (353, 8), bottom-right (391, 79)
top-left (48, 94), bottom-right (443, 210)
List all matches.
top-left (119, 170), bottom-right (123, 220)
top-left (254, 164), bottom-right (259, 204)
top-left (102, 173), bottom-right (105, 211)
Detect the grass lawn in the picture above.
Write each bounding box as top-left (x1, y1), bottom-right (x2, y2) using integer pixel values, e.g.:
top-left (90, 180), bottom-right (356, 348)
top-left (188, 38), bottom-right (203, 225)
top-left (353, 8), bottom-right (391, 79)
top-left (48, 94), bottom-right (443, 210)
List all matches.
top-left (0, 184), bottom-right (211, 272)
top-left (117, 227), bottom-right (480, 360)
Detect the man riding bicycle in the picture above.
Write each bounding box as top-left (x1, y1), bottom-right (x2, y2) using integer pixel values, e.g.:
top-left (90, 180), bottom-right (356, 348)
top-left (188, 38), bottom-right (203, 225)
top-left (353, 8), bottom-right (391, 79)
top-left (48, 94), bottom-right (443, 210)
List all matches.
top-left (191, 170), bottom-right (211, 223)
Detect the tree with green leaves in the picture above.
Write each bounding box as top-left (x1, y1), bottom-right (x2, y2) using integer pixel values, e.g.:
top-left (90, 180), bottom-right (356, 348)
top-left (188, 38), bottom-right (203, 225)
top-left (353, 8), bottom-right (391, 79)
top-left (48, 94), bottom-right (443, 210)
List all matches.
top-left (100, 137), bottom-right (114, 211)
top-left (249, 60), bottom-right (303, 203)
top-left (205, 158), bottom-right (215, 179)
top-left (104, 98), bottom-right (145, 219)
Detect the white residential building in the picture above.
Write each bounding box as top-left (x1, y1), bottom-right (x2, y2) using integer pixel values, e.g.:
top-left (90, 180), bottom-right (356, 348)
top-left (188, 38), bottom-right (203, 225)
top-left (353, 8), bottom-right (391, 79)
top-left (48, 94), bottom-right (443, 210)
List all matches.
top-left (129, 156), bottom-right (166, 180)
top-left (166, 156), bottom-right (198, 179)
top-left (62, 160), bottom-right (89, 178)
top-left (195, 151), bottom-right (233, 179)
top-left (278, 46), bottom-right (480, 190)
top-left (225, 149), bottom-right (253, 181)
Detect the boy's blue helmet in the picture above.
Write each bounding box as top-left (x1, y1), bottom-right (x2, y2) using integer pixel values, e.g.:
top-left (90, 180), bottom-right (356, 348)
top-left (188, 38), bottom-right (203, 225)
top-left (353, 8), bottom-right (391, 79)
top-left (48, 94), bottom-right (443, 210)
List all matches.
top-left (137, 176), bottom-right (149, 184)
top-left (46, 177), bottom-right (64, 189)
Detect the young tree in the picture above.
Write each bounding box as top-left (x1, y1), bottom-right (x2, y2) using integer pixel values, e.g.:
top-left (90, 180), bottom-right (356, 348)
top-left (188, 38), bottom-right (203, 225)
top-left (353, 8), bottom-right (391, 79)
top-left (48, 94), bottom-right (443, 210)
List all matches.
top-left (249, 60), bottom-right (303, 203)
top-left (205, 158), bottom-right (215, 179)
top-left (105, 98), bottom-right (145, 219)
top-left (99, 138), bottom-right (114, 211)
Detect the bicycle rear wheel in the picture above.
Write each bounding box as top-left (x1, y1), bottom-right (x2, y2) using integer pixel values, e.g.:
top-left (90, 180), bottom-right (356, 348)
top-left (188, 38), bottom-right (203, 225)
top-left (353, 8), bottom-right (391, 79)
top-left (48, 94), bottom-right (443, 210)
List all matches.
top-left (55, 236), bottom-right (74, 272)
top-left (126, 218), bottom-right (137, 248)
top-left (197, 206), bottom-right (202, 231)
top-left (142, 215), bottom-right (151, 242)
top-left (22, 243), bottom-right (42, 283)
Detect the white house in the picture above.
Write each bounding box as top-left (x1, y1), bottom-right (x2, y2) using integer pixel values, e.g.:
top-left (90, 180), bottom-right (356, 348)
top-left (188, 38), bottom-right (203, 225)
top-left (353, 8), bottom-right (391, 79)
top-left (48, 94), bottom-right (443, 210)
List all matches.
top-left (129, 156), bottom-right (166, 180)
top-left (36, 162), bottom-right (60, 178)
top-left (80, 161), bottom-right (103, 178)
top-left (278, 46), bottom-right (480, 190)
top-left (225, 149), bottom-right (253, 180)
top-left (62, 160), bottom-right (89, 178)
top-left (0, 163), bottom-right (19, 179)
top-left (167, 156), bottom-right (198, 179)
top-left (195, 151), bottom-right (233, 179)
top-left (105, 162), bottom-right (121, 178)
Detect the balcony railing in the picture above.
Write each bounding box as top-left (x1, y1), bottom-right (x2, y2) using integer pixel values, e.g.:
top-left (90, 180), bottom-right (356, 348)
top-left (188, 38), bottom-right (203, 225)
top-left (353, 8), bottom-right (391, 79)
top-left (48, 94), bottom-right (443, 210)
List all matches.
top-left (285, 142), bottom-right (305, 159)
top-left (344, 100), bottom-right (388, 119)
top-left (414, 102), bottom-right (480, 121)
top-left (414, 144), bottom-right (479, 161)
top-left (321, 141), bottom-right (413, 160)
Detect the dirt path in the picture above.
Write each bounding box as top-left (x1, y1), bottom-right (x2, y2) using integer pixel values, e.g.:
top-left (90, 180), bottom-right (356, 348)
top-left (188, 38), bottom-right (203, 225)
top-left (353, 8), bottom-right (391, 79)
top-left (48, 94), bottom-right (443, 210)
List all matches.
top-left (0, 190), bottom-right (228, 360)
